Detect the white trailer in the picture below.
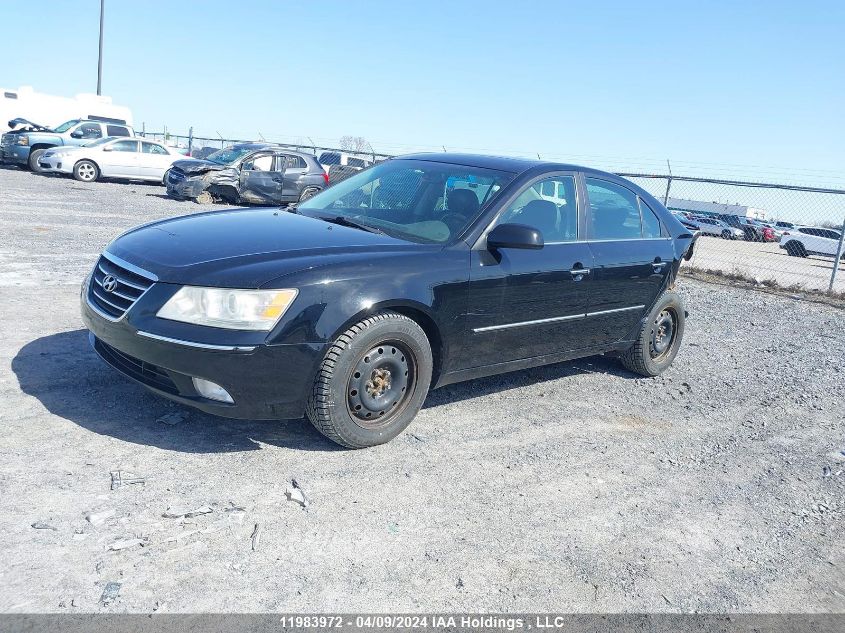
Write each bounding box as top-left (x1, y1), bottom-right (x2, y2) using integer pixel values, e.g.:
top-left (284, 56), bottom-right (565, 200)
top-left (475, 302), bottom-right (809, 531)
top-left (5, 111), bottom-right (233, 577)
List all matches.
top-left (1, 86), bottom-right (133, 132)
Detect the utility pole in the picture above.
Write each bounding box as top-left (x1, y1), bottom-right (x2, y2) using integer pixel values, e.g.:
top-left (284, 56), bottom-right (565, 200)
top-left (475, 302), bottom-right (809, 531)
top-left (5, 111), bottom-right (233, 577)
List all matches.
top-left (96, 0), bottom-right (105, 95)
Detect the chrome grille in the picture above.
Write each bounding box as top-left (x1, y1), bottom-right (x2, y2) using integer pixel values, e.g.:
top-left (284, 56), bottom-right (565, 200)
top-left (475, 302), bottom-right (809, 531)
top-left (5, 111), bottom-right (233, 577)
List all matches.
top-left (88, 254), bottom-right (155, 320)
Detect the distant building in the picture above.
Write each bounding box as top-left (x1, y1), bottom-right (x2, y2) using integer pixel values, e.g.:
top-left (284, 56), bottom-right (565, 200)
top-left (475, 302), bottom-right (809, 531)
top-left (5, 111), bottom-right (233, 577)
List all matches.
top-left (667, 197), bottom-right (766, 220)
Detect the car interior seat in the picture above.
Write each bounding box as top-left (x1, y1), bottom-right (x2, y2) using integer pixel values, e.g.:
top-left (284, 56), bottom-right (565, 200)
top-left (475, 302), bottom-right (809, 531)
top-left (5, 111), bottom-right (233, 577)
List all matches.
top-left (518, 199), bottom-right (560, 240)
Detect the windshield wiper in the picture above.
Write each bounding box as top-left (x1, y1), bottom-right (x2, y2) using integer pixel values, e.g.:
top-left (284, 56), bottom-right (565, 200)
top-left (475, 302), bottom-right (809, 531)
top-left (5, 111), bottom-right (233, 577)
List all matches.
top-left (325, 215), bottom-right (384, 234)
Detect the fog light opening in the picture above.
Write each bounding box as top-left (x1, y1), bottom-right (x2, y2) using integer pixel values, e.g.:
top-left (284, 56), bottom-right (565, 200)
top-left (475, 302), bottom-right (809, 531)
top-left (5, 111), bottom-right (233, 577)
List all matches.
top-left (192, 377), bottom-right (234, 404)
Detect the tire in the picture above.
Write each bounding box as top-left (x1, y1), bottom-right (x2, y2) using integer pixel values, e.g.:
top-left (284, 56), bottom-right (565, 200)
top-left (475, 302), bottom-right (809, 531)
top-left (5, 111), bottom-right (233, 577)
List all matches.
top-left (306, 311), bottom-right (433, 448)
top-left (195, 190), bottom-right (214, 204)
top-left (721, 229), bottom-right (732, 240)
top-left (28, 148), bottom-right (47, 172)
top-left (785, 240), bottom-right (807, 258)
top-left (619, 291), bottom-right (685, 377)
top-left (162, 169), bottom-right (171, 186)
top-left (73, 160), bottom-right (99, 182)
top-left (299, 187), bottom-right (321, 202)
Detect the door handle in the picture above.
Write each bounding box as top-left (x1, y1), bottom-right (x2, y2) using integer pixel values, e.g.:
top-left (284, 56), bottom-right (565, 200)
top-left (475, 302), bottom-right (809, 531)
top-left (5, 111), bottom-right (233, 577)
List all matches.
top-left (569, 267), bottom-right (590, 280)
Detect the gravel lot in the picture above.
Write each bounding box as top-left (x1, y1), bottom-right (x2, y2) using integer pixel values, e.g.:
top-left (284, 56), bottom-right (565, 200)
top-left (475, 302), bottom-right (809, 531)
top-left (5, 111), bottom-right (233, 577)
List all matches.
top-left (1, 166), bottom-right (843, 613)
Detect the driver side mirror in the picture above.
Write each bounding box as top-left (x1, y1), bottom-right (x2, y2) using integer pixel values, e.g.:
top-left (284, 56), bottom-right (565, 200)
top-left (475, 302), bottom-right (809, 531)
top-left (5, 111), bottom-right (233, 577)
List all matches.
top-left (487, 223), bottom-right (544, 250)
top-left (70, 130), bottom-right (84, 139)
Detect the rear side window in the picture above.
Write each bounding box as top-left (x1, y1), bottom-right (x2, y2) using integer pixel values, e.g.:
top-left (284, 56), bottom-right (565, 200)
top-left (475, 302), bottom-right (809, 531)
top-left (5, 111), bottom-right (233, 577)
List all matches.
top-left (107, 125), bottom-right (130, 137)
top-left (141, 142), bottom-right (168, 155)
top-left (586, 178), bottom-right (642, 240)
top-left (284, 155), bottom-right (307, 169)
top-left (347, 157), bottom-right (367, 168)
top-left (318, 152), bottom-right (340, 165)
top-left (638, 197), bottom-right (663, 238)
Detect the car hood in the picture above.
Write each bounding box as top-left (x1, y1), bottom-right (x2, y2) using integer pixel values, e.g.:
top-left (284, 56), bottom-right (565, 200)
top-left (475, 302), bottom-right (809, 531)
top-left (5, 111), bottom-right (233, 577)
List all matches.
top-left (171, 158), bottom-right (230, 175)
top-left (106, 208), bottom-right (426, 287)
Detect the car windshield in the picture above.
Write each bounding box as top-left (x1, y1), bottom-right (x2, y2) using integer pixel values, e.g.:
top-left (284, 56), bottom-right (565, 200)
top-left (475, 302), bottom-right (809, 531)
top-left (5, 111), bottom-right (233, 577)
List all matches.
top-left (205, 146), bottom-right (258, 165)
top-left (52, 120), bottom-right (80, 133)
top-left (297, 159), bottom-right (515, 244)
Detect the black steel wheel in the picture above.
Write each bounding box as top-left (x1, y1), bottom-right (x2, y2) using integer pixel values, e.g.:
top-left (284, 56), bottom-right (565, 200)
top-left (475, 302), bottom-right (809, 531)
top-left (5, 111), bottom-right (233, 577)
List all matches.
top-left (346, 341), bottom-right (416, 428)
top-left (306, 311), bottom-right (433, 448)
top-left (649, 308), bottom-right (678, 361)
top-left (619, 290), bottom-right (685, 377)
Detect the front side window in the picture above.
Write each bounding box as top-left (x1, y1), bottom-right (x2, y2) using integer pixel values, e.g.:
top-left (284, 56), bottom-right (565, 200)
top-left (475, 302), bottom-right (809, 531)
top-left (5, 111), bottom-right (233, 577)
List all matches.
top-left (242, 154), bottom-right (273, 171)
top-left (492, 176), bottom-right (578, 243)
top-left (586, 178), bottom-right (642, 240)
top-left (298, 159), bottom-right (514, 244)
top-left (110, 140), bottom-right (139, 152)
top-left (77, 123), bottom-right (103, 139)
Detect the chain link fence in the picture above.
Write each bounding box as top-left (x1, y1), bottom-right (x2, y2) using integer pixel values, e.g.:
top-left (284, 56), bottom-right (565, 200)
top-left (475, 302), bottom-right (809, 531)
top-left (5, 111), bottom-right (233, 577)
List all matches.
top-left (620, 174), bottom-right (845, 293)
top-left (136, 126), bottom-right (845, 294)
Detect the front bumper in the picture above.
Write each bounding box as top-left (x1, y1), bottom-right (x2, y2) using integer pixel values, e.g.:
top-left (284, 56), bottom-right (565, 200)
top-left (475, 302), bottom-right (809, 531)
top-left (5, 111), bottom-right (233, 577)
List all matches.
top-left (38, 154), bottom-right (69, 173)
top-left (0, 144), bottom-right (29, 165)
top-left (81, 283), bottom-right (326, 420)
top-left (166, 173), bottom-right (207, 200)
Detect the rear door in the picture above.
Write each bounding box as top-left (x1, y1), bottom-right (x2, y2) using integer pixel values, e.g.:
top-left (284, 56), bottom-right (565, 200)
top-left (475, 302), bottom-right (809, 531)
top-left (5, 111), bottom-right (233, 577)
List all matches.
top-left (137, 141), bottom-right (170, 180)
top-left (239, 153), bottom-right (284, 203)
top-left (464, 172), bottom-right (593, 367)
top-left (581, 177), bottom-right (674, 348)
top-left (277, 154), bottom-right (307, 200)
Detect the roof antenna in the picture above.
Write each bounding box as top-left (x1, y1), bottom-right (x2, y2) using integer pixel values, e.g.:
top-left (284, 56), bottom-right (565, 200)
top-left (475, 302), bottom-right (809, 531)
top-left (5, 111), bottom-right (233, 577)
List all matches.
top-left (442, 145), bottom-right (447, 153)
top-left (537, 153), bottom-right (542, 160)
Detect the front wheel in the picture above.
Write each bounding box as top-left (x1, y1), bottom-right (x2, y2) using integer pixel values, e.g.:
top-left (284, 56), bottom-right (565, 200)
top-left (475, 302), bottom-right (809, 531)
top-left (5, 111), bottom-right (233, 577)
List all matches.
top-left (619, 291), bottom-right (685, 377)
top-left (73, 160), bottom-right (99, 182)
top-left (28, 148), bottom-right (47, 172)
top-left (721, 229), bottom-right (732, 239)
top-left (306, 311), bottom-right (433, 448)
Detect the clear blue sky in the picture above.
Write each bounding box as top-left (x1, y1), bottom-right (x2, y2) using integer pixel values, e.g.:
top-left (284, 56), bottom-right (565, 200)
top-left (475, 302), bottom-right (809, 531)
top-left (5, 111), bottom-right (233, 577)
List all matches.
top-left (2, 0), bottom-right (843, 186)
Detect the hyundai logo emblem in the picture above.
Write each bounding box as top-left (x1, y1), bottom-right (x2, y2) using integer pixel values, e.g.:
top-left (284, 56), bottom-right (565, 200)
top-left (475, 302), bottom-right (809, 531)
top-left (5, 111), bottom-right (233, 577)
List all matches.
top-left (102, 275), bottom-right (118, 293)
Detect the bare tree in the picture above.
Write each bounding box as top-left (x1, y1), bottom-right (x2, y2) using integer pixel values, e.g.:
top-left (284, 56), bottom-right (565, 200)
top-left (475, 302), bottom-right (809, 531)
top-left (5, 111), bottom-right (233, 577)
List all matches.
top-left (339, 135), bottom-right (373, 154)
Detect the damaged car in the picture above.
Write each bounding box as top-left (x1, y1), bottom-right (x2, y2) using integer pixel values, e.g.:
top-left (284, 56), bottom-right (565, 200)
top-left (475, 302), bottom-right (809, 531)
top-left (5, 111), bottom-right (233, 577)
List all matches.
top-left (165, 144), bottom-right (328, 205)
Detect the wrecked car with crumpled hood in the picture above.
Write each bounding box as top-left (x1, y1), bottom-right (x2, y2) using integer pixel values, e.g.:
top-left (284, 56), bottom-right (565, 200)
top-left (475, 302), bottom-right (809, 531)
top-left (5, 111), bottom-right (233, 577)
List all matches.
top-left (165, 143), bottom-right (328, 206)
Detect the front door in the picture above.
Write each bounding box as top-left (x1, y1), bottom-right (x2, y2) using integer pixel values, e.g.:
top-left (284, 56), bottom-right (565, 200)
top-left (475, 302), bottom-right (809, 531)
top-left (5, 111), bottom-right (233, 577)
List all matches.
top-left (464, 174), bottom-right (593, 368)
top-left (580, 177), bottom-right (675, 348)
top-left (102, 139), bottom-right (140, 177)
top-left (239, 152), bottom-right (285, 204)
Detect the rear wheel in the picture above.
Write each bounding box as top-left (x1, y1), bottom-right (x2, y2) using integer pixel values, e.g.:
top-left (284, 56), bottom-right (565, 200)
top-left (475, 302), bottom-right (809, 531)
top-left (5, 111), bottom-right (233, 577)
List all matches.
top-left (785, 240), bottom-right (807, 257)
top-left (619, 291), bottom-right (685, 377)
top-left (28, 148), bottom-right (47, 172)
top-left (306, 311), bottom-right (433, 448)
top-left (73, 160), bottom-right (99, 182)
top-left (721, 229), bottom-right (732, 240)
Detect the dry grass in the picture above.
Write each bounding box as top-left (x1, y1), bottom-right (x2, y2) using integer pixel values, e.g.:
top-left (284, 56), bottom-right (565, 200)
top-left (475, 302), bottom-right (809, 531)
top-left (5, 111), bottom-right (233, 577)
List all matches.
top-left (681, 266), bottom-right (845, 308)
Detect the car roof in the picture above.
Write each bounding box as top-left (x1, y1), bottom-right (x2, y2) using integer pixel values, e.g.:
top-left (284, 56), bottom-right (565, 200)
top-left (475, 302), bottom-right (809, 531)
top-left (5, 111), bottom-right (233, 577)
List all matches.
top-left (228, 143), bottom-right (315, 158)
top-left (396, 152), bottom-right (621, 179)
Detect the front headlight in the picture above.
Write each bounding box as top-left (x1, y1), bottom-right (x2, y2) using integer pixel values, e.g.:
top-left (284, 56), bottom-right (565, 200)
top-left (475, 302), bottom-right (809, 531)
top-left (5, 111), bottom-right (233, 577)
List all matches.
top-left (156, 287), bottom-right (297, 331)
top-left (16, 136), bottom-right (29, 146)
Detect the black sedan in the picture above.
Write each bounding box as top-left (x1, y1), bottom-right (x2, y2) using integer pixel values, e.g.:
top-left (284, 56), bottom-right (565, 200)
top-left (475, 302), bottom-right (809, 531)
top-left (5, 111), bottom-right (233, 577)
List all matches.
top-left (82, 154), bottom-right (695, 448)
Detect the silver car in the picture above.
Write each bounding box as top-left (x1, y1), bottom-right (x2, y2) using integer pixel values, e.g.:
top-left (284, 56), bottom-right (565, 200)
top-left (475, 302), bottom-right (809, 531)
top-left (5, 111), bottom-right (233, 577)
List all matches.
top-left (687, 216), bottom-right (745, 239)
top-left (38, 137), bottom-right (185, 183)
